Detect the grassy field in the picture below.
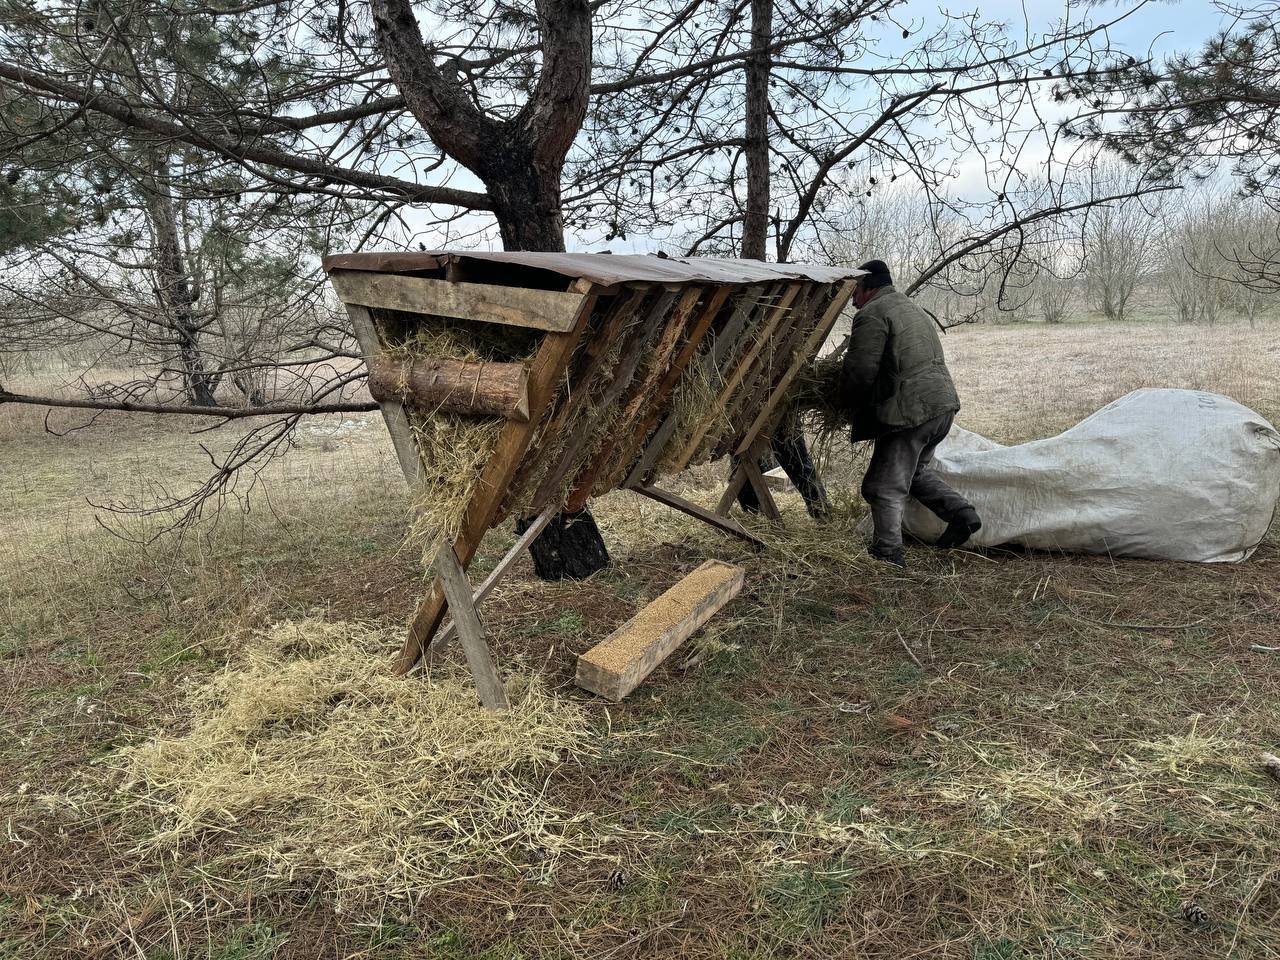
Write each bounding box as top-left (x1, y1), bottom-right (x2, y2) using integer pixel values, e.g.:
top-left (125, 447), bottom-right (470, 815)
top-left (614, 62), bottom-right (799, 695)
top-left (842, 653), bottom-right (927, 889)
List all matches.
top-left (2, 318), bottom-right (1279, 959)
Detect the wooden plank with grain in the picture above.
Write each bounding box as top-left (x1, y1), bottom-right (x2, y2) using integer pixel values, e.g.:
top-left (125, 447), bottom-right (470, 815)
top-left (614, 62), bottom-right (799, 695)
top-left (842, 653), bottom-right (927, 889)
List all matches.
top-left (575, 559), bottom-right (746, 701)
top-left (329, 269), bottom-right (587, 332)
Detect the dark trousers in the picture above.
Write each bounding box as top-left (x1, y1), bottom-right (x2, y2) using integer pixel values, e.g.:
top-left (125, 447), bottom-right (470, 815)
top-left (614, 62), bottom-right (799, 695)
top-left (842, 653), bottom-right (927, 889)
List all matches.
top-left (737, 412), bottom-right (831, 519)
top-left (862, 412), bottom-right (973, 549)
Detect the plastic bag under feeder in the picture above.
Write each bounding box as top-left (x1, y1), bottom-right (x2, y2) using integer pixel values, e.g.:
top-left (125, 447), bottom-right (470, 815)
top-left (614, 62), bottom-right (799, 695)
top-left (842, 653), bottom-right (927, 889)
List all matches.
top-left (903, 388), bottom-right (1280, 562)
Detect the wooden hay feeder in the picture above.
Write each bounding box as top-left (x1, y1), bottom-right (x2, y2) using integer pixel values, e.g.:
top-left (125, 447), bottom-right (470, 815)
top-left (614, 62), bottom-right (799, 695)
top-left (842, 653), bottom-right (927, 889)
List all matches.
top-left (324, 251), bottom-right (863, 707)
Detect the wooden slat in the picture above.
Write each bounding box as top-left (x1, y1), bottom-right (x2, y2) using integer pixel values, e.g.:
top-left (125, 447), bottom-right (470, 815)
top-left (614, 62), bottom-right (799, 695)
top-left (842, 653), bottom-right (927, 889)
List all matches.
top-left (497, 288), bottom-right (652, 518)
top-left (562, 287), bottom-right (701, 510)
top-left (670, 282), bottom-right (802, 472)
top-left (623, 284), bottom-right (767, 488)
top-left (600, 285), bottom-right (735, 496)
top-left (718, 284), bottom-right (826, 446)
top-left (525, 288), bottom-right (669, 510)
top-left (575, 560), bottom-right (745, 701)
top-left (343, 302), bottom-right (425, 489)
top-left (631, 483), bottom-right (764, 547)
top-left (429, 504), bottom-right (558, 659)
top-left (735, 278), bottom-right (856, 454)
top-left (395, 293), bottom-right (600, 675)
top-left (329, 269), bottom-right (587, 332)
top-left (432, 543), bottom-right (509, 710)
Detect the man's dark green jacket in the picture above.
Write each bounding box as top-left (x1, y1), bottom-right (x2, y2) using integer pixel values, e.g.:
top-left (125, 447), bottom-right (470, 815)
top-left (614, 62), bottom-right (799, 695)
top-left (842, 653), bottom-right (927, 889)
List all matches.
top-left (839, 285), bottom-right (960, 440)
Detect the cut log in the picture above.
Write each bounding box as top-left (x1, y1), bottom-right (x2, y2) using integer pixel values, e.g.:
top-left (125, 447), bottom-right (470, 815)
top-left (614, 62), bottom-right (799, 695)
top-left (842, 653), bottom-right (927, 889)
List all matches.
top-left (367, 355), bottom-right (530, 421)
top-left (575, 560), bottom-right (745, 701)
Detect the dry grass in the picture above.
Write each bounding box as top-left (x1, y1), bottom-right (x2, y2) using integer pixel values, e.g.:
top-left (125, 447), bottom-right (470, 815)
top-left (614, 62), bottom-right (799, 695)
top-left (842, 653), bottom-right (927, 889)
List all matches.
top-left (111, 618), bottom-right (602, 912)
top-left (941, 319), bottom-right (1280, 442)
top-left (4, 318), bottom-right (1280, 958)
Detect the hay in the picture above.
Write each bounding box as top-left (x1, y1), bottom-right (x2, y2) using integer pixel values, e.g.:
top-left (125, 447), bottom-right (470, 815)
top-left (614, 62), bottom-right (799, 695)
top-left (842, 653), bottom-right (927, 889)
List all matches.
top-left (789, 354), bottom-right (850, 439)
top-left (653, 356), bottom-right (728, 473)
top-left (381, 327), bottom-right (532, 561)
top-left (114, 619), bottom-right (601, 910)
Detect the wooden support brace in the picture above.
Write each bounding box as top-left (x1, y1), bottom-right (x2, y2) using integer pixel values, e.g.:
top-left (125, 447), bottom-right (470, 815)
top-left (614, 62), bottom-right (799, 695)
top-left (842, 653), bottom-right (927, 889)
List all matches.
top-left (741, 454), bottom-right (783, 523)
top-left (715, 469), bottom-right (750, 517)
top-left (575, 560), bottom-right (745, 701)
top-left (631, 483), bottom-right (764, 548)
top-left (432, 543), bottom-right (509, 710)
top-left (428, 504), bottom-right (558, 660)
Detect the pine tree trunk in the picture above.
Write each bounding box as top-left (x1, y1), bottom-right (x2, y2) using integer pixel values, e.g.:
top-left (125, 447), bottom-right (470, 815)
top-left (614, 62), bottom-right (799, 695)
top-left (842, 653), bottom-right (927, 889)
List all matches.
top-left (487, 164), bottom-right (611, 580)
top-left (372, 0), bottom-right (606, 579)
top-left (742, 0), bottom-right (773, 261)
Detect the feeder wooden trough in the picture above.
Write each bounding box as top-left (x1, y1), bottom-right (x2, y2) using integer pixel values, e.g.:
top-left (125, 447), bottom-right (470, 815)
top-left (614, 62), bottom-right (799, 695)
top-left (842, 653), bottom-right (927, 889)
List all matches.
top-left (324, 251), bottom-right (862, 707)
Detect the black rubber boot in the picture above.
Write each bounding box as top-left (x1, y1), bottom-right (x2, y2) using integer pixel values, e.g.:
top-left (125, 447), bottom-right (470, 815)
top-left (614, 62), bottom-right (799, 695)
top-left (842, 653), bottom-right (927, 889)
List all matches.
top-left (868, 542), bottom-right (907, 569)
top-left (936, 509), bottom-right (982, 549)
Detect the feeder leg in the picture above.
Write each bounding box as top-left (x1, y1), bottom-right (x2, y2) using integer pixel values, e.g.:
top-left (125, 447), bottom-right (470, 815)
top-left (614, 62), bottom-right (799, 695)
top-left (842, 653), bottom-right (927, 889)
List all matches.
top-left (428, 504), bottom-right (558, 662)
top-left (432, 543), bottom-right (509, 710)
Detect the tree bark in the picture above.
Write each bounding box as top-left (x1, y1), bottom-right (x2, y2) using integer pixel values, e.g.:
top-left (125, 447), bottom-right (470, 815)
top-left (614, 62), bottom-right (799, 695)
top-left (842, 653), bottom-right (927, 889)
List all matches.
top-left (142, 151), bottom-right (217, 406)
top-left (742, 0), bottom-right (773, 261)
top-left (371, 0), bottom-right (609, 580)
top-left (367, 355), bottom-right (530, 421)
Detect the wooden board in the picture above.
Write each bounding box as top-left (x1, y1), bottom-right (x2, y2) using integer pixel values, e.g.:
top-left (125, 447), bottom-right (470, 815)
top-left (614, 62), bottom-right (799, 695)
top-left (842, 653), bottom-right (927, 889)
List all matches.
top-left (432, 542), bottom-right (509, 710)
top-left (342, 302), bottom-right (425, 490)
top-left (330, 269), bottom-right (587, 332)
top-left (429, 504), bottom-right (558, 659)
top-left (575, 559), bottom-right (745, 701)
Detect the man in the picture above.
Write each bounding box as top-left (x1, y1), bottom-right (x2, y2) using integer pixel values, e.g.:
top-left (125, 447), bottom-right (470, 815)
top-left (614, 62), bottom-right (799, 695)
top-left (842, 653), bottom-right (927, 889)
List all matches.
top-left (840, 260), bottom-right (981, 567)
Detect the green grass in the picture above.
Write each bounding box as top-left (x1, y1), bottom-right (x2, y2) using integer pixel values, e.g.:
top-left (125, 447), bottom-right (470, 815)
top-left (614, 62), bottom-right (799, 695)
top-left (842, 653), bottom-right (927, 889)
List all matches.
top-left (4, 326), bottom-right (1280, 959)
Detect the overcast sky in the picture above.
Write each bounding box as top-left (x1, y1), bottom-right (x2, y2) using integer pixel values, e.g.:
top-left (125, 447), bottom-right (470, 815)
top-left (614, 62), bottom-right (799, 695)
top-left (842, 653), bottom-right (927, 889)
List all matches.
top-left (403, 0), bottom-right (1233, 256)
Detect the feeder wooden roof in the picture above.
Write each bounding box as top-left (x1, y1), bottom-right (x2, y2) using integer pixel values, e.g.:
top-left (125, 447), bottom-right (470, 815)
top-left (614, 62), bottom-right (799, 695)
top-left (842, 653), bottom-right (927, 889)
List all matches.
top-left (325, 250), bottom-right (863, 675)
top-left (324, 250), bottom-right (860, 288)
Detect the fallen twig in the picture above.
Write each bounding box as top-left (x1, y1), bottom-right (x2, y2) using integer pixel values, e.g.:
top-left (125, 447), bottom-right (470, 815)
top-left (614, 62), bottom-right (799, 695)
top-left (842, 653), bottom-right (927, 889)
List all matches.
top-left (896, 628), bottom-right (925, 669)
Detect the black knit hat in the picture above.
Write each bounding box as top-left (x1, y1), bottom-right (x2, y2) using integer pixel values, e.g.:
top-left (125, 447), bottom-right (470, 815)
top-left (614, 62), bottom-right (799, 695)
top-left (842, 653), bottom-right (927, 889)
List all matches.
top-left (857, 259), bottom-right (893, 290)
